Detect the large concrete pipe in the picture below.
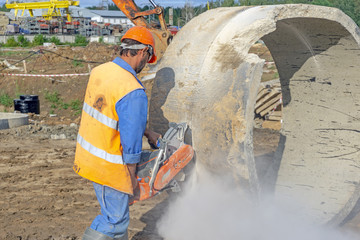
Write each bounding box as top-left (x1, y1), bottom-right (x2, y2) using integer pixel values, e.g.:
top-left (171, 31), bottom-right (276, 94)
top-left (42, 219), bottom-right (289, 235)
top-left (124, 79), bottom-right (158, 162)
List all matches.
top-left (148, 4), bottom-right (360, 225)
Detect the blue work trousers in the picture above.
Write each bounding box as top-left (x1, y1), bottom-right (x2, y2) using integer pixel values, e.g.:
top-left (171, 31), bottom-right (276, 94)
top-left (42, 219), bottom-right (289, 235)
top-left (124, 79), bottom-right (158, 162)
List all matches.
top-left (90, 182), bottom-right (130, 238)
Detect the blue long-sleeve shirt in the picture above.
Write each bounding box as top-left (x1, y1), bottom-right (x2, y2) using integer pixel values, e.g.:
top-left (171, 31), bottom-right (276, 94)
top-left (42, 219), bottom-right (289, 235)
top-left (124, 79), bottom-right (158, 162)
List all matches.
top-left (113, 57), bottom-right (148, 165)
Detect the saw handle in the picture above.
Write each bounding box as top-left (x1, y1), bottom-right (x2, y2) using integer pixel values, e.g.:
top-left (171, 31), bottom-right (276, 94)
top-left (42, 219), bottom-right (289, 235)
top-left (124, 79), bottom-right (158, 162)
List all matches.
top-left (148, 138), bottom-right (167, 196)
top-left (148, 138), bottom-right (161, 149)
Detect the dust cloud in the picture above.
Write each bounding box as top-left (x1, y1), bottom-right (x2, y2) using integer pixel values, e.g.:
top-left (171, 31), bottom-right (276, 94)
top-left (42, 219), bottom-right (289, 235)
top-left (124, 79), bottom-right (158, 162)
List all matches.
top-left (157, 166), bottom-right (357, 240)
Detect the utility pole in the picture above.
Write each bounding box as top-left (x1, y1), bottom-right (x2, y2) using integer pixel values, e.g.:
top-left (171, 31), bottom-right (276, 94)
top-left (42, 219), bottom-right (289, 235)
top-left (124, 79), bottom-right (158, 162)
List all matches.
top-left (184, 0), bottom-right (190, 23)
top-left (169, 7), bottom-right (173, 26)
top-left (101, 0), bottom-right (109, 10)
top-left (148, 5), bottom-right (152, 23)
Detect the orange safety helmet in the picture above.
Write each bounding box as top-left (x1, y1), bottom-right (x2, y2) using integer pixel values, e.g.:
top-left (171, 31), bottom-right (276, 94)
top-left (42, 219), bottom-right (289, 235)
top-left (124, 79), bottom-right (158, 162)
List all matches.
top-left (121, 26), bottom-right (157, 63)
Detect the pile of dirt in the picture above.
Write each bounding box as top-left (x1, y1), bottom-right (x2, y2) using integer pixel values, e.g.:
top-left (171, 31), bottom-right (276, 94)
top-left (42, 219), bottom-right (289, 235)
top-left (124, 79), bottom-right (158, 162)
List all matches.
top-left (32, 42), bottom-right (119, 72)
top-left (83, 42), bottom-right (120, 63)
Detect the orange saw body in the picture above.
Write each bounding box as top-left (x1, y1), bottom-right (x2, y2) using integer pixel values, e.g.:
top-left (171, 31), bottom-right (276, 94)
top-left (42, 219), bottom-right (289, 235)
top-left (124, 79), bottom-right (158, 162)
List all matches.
top-left (131, 122), bottom-right (194, 204)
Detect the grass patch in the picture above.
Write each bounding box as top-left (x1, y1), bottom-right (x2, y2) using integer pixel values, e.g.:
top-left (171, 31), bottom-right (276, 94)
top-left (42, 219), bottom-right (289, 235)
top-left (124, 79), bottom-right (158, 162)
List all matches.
top-left (70, 99), bottom-right (82, 115)
top-left (74, 35), bottom-right (89, 46)
top-left (0, 51), bottom-right (18, 56)
top-left (273, 72), bottom-right (279, 79)
top-left (1, 34), bottom-right (72, 49)
top-left (4, 36), bottom-right (19, 47)
top-left (0, 92), bottom-right (13, 107)
top-left (45, 91), bottom-right (62, 113)
top-left (15, 80), bottom-right (23, 98)
top-left (44, 91), bottom-right (61, 105)
top-left (44, 90), bottom-right (82, 115)
top-left (17, 35), bottom-right (30, 47)
top-left (32, 34), bottom-right (48, 46)
top-left (72, 59), bottom-right (84, 67)
top-left (70, 99), bottom-right (81, 110)
top-left (61, 102), bottom-right (69, 110)
top-left (49, 36), bottom-right (61, 45)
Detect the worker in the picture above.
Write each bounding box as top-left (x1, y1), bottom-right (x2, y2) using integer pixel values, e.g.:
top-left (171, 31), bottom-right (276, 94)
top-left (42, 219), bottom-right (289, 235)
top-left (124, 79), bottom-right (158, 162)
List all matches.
top-left (73, 26), bottom-right (160, 240)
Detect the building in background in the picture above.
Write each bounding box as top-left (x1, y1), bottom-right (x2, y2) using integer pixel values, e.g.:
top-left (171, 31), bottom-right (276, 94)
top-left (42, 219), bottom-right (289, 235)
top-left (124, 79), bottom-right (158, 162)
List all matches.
top-left (90, 10), bottom-right (132, 26)
top-left (2, 6), bottom-right (134, 36)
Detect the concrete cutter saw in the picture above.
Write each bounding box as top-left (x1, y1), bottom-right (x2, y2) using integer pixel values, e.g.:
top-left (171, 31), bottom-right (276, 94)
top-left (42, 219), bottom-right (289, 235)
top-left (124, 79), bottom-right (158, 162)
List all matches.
top-left (130, 122), bottom-right (194, 205)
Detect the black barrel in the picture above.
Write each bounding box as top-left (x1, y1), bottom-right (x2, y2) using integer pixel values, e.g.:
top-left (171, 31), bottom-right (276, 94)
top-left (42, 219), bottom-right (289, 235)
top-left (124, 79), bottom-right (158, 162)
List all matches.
top-left (14, 95), bottom-right (40, 114)
top-left (13, 99), bottom-right (21, 112)
top-left (20, 95), bottom-right (38, 101)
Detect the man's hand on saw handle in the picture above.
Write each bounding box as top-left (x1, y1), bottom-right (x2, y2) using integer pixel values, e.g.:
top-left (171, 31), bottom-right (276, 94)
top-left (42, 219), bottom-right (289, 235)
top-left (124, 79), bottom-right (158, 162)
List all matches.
top-left (128, 128), bottom-right (161, 201)
top-left (144, 128), bottom-right (161, 148)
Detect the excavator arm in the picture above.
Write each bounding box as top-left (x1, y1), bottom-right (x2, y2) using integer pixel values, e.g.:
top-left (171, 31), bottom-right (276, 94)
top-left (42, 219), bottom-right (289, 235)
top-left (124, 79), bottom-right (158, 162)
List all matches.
top-left (111, 0), bottom-right (172, 62)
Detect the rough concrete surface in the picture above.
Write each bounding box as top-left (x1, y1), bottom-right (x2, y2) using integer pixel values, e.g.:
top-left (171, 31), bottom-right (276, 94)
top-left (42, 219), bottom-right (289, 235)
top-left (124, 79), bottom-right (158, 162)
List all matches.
top-left (148, 4), bottom-right (360, 224)
top-left (0, 112), bottom-right (29, 130)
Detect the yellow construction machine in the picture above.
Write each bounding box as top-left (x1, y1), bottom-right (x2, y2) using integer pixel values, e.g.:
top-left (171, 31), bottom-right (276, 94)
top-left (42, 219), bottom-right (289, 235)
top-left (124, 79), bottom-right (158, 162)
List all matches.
top-left (5, 0), bottom-right (79, 21)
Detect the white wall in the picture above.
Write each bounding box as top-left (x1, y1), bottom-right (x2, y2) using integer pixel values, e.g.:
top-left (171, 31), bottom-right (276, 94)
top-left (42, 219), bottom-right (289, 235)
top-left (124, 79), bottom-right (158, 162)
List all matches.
top-left (91, 16), bottom-right (103, 22)
top-left (91, 16), bottom-right (131, 25)
top-left (0, 35), bottom-right (77, 43)
top-left (0, 35), bottom-right (123, 44)
top-left (90, 35), bottom-right (120, 44)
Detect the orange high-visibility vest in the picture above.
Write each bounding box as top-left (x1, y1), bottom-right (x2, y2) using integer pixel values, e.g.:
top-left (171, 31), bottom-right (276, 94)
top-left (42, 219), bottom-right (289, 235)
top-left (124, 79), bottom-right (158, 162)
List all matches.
top-left (73, 61), bottom-right (144, 195)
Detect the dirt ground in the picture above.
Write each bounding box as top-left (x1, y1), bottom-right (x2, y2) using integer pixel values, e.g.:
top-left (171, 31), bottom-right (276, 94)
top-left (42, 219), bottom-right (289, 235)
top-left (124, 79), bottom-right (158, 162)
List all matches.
top-left (0, 122), bottom-right (359, 240)
top-left (0, 119), bottom-right (171, 240)
top-left (0, 43), bottom-right (359, 239)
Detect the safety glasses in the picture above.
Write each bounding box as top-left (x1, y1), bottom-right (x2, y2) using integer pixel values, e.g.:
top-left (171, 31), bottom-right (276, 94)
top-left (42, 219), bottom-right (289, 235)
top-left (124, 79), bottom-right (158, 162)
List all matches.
top-left (120, 42), bottom-right (154, 62)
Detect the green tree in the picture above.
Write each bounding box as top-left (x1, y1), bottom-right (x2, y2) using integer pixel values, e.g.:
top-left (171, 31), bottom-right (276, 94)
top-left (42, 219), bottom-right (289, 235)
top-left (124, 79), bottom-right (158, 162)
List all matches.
top-left (222, 0), bottom-right (238, 7)
top-left (0, 4), bottom-right (10, 12)
top-left (115, 0), bottom-right (360, 28)
top-left (332, 0), bottom-right (360, 26)
top-left (233, 0), bottom-right (360, 26)
top-left (311, 0), bottom-right (333, 6)
top-left (108, 3), bottom-right (120, 11)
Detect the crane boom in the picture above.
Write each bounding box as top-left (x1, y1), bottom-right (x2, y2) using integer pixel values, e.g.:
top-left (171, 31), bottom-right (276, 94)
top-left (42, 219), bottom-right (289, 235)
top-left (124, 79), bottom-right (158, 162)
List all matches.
top-left (6, 0), bottom-right (79, 21)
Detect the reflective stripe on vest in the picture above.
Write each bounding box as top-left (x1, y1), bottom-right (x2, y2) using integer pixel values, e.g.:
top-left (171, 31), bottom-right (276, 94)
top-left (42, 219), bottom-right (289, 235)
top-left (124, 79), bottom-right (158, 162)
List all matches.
top-left (82, 102), bottom-right (118, 130)
top-left (77, 134), bottom-right (124, 164)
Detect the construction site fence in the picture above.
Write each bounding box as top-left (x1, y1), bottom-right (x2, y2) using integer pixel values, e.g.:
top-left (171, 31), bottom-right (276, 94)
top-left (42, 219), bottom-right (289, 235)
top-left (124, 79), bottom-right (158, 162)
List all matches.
top-left (0, 35), bottom-right (121, 44)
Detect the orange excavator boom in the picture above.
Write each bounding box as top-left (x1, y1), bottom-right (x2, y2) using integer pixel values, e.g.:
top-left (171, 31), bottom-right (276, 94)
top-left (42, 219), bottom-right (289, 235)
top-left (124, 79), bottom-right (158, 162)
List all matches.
top-left (111, 0), bottom-right (172, 61)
